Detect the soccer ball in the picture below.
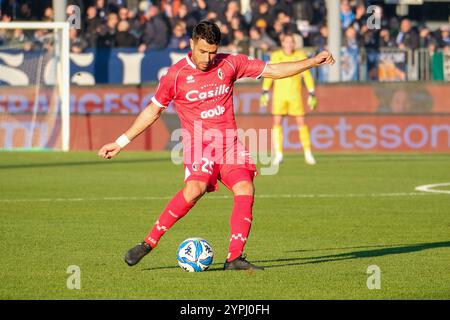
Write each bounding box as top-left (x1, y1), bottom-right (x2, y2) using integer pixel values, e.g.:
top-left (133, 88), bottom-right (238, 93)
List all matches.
top-left (176, 237), bottom-right (214, 272)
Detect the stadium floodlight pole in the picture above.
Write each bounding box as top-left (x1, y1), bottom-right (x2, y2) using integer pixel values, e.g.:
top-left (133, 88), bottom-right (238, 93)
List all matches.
top-left (326, 0), bottom-right (341, 82)
top-left (53, 0), bottom-right (67, 22)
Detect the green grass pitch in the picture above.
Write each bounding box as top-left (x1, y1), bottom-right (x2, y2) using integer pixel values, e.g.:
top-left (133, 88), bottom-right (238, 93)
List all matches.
top-left (0, 151), bottom-right (449, 300)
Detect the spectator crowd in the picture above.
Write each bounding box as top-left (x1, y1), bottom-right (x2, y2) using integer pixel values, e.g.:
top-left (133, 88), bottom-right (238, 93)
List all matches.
top-left (0, 0), bottom-right (449, 57)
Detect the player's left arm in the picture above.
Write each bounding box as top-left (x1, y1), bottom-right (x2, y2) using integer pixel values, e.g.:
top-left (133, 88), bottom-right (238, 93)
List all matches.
top-left (262, 50), bottom-right (334, 80)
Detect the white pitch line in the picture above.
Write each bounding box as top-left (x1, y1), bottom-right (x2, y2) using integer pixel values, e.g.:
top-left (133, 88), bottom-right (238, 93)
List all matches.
top-left (415, 183), bottom-right (450, 195)
top-left (0, 192), bottom-right (440, 203)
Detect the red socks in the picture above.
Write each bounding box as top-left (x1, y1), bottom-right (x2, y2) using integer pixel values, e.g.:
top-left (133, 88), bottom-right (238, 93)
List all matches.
top-left (145, 190), bottom-right (195, 248)
top-left (144, 191), bottom-right (254, 262)
top-left (227, 195), bottom-right (254, 262)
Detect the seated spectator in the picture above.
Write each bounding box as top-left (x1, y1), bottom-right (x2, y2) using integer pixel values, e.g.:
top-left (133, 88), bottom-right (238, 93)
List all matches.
top-left (395, 18), bottom-right (419, 50)
top-left (139, 5), bottom-right (170, 51)
top-left (340, 0), bottom-right (355, 29)
top-left (418, 25), bottom-right (435, 48)
top-left (312, 24), bottom-right (328, 51)
top-left (361, 27), bottom-right (379, 49)
top-left (183, 0), bottom-right (207, 22)
top-left (229, 14), bottom-right (247, 34)
top-left (32, 28), bottom-right (55, 51)
top-left (224, 1), bottom-right (245, 27)
top-left (311, 0), bottom-right (327, 26)
top-left (251, 1), bottom-right (273, 29)
top-left (443, 44), bottom-right (450, 56)
top-left (118, 6), bottom-right (129, 22)
top-left (266, 0), bottom-right (294, 20)
top-left (217, 21), bottom-right (232, 46)
top-left (205, 11), bottom-right (219, 22)
top-left (228, 29), bottom-right (250, 55)
top-left (84, 6), bottom-right (102, 47)
top-left (160, 0), bottom-right (182, 20)
top-left (42, 7), bottom-right (54, 22)
top-left (352, 2), bottom-right (367, 32)
top-left (171, 3), bottom-right (198, 36)
top-left (267, 10), bottom-right (298, 45)
top-left (0, 15), bottom-right (12, 45)
top-left (108, 0), bottom-right (127, 13)
top-left (253, 16), bottom-right (270, 37)
top-left (438, 25), bottom-right (450, 48)
top-left (167, 21), bottom-right (189, 50)
top-left (96, 12), bottom-right (119, 48)
top-left (6, 28), bottom-right (33, 51)
top-left (85, 6), bottom-right (103, 31)
top-left (96, 0), bottom-right (108, 20)
top-left (115, 20), bottom-right (138, 47)
top-left (343, 26), bottom-right (360, 51)
top-left (11, 3), bottom-right (36, 45)
top-left (249, 26), bottom-right (277, 52)
top-left (16, 2), bottom-right (37, 21)
top-left (205, 0), bottom-right (227, 22)
top-left (3, 0), bottom-right (450, 58)
top-left (117, 6), bottom-right (141, 40)
top-left (379, 28), bottom-right (395, 48)
top-left (70, 28), bottom-right (88, 53)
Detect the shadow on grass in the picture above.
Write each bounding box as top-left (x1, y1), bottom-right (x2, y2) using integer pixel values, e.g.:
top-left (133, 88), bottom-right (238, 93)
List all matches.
top-left (285, 243), bottom-right (417, 253)
top-left (0, 157), bottom-right (169, 170)
top-left (140, 241), bottom-right (450, 272)
top-left (141, 262), bottom-right (225, 272)
top-left (258, 241), bottom-right (450, 269)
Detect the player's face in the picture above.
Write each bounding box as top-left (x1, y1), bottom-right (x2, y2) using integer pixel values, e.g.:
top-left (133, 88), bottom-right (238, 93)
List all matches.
top-left (190, 38), bottom-right (219, 71)
top-left (281, 36), bottom-right (295, 54)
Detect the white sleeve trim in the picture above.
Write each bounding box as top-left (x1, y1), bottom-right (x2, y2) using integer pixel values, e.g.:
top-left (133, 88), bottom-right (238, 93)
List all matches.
top-left (151, 96), bottom-right (167, 109)
top-left (255, 62), bottom-right (268, 79)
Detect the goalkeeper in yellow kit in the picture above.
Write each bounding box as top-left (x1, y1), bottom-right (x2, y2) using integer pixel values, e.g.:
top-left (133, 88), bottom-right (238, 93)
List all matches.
top-left (260, 33), bottom-right (317, 165)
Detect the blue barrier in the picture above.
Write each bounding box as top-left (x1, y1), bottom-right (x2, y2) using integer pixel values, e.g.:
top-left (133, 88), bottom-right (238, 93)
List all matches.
top-left (0, 48), bottom-right (190, 85)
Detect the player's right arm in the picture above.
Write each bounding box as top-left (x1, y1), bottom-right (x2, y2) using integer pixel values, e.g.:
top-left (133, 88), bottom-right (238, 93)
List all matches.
top-left (97, 103), bottom-right (163, 159)
top-left (98, 68), bottom-right (176, 159)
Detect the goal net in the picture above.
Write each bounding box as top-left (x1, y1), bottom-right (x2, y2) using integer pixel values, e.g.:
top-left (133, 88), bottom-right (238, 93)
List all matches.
top-left (0, 22), bottom-right (70, 151)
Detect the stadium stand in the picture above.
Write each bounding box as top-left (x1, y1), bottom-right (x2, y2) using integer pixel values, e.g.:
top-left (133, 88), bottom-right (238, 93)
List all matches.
top-left (1, 0), bottom-right (449, 81)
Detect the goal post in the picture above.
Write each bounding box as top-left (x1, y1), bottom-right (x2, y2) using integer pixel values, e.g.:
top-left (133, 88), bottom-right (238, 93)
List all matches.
top-left (0, 22), bottom-right (70, 151)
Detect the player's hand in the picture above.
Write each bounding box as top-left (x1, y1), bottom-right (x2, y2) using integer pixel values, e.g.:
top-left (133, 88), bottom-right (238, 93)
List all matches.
top-left (98, 142), bottom-right (121, 159)
top-left (314, 51), bottom-right (335, 66)
top-left (308, 93), bottom-right (318, 110)
top-left (260, 91), bottom-right (269, 109)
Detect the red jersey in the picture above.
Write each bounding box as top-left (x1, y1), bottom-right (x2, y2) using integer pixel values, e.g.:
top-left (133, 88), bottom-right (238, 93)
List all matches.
top-left (151, 52), bottom-right (267, 164)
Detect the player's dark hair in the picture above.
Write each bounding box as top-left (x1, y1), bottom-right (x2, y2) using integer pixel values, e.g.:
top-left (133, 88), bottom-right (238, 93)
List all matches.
top-left (191, 21), bottom-right (221, 45)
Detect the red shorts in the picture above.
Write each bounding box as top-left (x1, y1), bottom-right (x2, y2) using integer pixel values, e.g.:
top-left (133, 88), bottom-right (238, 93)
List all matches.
top-left (184, 147), bottom-right (257, 192)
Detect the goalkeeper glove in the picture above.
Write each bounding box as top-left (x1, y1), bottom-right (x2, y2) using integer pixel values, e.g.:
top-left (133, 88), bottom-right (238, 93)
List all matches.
top-left (260, 91), bottom-right (269, 109)
top-left (308, 92), bottom-right (318, 110)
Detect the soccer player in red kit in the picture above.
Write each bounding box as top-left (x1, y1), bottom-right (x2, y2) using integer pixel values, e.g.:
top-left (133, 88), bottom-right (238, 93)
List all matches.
top-left (98, 21), bottom-right (334, 270)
